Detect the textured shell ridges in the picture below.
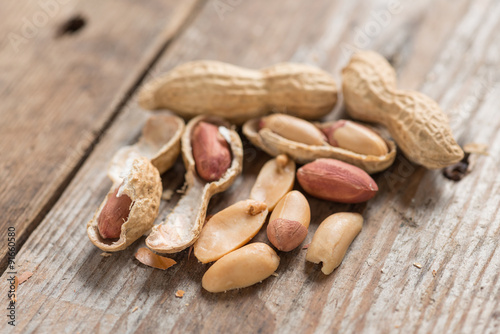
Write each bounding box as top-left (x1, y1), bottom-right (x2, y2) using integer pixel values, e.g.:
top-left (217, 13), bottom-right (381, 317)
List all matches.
top-left (342, 51), bottom-right (463, 169)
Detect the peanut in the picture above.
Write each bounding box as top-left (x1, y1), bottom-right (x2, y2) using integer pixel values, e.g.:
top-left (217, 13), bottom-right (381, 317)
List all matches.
top-left (191, 121), bottom-right (232, 182)
top-left (138, 61), bottom-right (338, 124)
top-left (97, 185), bottom-right (133, 239)
top-left (342, 51), bottom-right (463, 169)
top-left (306, 212), bottom-right (363, 275)
top-left (249, 154), bottom-right (295, 211)
top-left (297, 159), bottom-right (378, 203)
top-left (322, 120), bottom-right (388, 156)
top-left (259, 114), bottom-right (326, 146)
top-left (194, 200), bottom-right (268, 263)
top-left (267, 191), bottom-right (310, 251)
top-left (202, 243), bottom-right (280, 293)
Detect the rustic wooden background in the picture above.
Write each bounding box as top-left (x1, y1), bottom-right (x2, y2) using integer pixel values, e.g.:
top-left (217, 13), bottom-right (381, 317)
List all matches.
top-left (1, 0), bottom-right (499, 333)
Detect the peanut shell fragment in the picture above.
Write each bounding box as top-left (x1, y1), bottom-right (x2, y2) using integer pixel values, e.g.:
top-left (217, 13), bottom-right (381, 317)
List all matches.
top-left (306, 212), bottom-right (363, 275)
top-left (135, 247), bottom-right (176, 270)
top-left (342, 51), bottom-right (463, 169)
top-left (249, 154), bottom-right (295, 211)
top-left (202, 243), bottom-right (280, 293)
top-left (194, 200), bottom-right (268, 263)
top-left (108, 113), bottom-right (184, 181)
top-left (138, 61), bottom-right (337, 124)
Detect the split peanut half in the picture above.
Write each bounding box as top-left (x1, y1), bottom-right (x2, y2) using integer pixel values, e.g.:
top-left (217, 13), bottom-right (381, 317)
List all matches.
top-left (202, 243), bottom-right (280, 293)
top-left (306, 212), bottom-right (363, 275)
top-left (194, 200), bottom-right (268, 263)
top-left (249, 154), bottom-right (295, 211)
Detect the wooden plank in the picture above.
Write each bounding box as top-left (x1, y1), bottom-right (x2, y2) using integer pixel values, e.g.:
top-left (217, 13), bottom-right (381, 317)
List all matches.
top-left (2, 0), bottom-right (500, 332)
top-left (0, 0), bottom-right (202, 269)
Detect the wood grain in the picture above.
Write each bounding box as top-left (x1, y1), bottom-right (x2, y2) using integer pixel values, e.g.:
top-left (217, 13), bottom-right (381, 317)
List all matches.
top-left (2, 0), bottom-right (500, 333)
top-left (0, 0), bottom-right (202, 270)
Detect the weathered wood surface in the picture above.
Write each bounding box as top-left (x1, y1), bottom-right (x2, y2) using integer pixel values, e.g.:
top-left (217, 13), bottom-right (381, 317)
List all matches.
top-left (0, 0), bottom-right (201, 269)
top-left (2, 0), bottom-right (500, 333)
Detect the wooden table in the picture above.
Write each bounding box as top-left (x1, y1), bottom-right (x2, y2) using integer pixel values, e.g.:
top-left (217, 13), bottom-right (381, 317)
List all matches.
top-left (1, 0), bottom-right (499, 333)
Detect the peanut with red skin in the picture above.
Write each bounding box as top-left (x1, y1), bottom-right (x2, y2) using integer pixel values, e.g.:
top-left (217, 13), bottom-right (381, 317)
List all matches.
top-left (297, 159), bottom-right (378, 203)
top-left (97, 187), bottom-right (133, 239)
top-left (267, 191), bottom-right (310, 251)
top-left (191, 122), bottom-right (232, 182)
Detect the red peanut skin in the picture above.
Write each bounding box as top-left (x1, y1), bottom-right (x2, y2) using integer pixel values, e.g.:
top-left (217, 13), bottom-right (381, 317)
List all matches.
top-left (321, 120), bottom-right (346, 147)
top-left (98, 187), bottom-right (133, 239)
top-left (267, 218), bottom-right (308, 252)
top-left (297, 159), bottom-right (378, 203)
top-left (191, 122), bottom-right (232, 182)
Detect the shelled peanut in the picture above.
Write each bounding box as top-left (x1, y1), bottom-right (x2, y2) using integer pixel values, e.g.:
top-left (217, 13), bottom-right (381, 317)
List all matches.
top-left (297, 158), bottom-right (378, 203)
top-left (97, 185), bottom-right (133, 239)
top-left (146, 116), bottom-right (243, 254)
top-left (138, 61), bottom-right (338, 124)
top-left (194, 200), bottom-right (268, 263)
top-left (243, 114), bottom-right (396, 174)
top-left (306, 213), bottom-right (363, 275)
top-left (202, 243), bottom-right (280, 293)
top-left (342, 51), bottom-right (463, 169)
top-left (191, 121), bottom-right (232, 182)
top-left (259, 114), bottom-right (327, 146)
top-left (267, 191), bottom-right (310, 251)
top-left (322, 120), bottom-right (388, 156)
top-left (249, 154), bottom-right (296, 211)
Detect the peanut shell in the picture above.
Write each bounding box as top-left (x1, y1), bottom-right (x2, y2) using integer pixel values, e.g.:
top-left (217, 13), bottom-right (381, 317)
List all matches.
top-left (87, 157), bottom-right (162, 252)
top-left (243, 116), bottom-right (396, 174)
top-left (146, 115), bottom-right (243, 253)
top-left (138, 61), bottom-right (337, 124)
top-left (108, 113), bottom-right (184, 182)
top-left (342, 51), bottom-right (463, 169)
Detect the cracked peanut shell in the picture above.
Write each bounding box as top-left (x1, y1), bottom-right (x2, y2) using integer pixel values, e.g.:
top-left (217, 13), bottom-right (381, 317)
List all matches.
top-left (146, 115), bottom-right (243, 253)
top-left (87, 157), bottom-right (162, 252)
top-left (243, 116), bottom-right (396, 174)
top-left (108, 113), bottom-right (184, 181)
